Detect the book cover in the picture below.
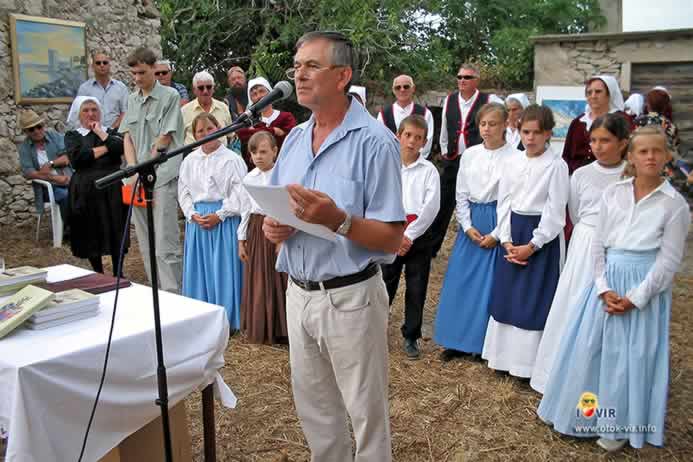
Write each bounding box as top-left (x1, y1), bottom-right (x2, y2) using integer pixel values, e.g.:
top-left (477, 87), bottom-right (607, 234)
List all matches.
top-left (0, 285), bottom-right (54, 339)
top-left (31, 289), bottom-right (99, 321)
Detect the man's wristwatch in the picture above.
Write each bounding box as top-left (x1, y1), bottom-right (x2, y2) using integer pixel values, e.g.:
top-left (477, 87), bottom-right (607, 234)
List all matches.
top-left (335, 212), bottom-right (352, 236)
top-left (48, 160), bottom-right (55, 168)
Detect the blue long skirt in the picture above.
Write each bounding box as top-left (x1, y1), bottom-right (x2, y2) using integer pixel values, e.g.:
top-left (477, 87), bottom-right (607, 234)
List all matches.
top-left (434, 201), bottom-right (498, 354)
top-left (487, 212), bottom-right (561, 330)
top-left (182, 201), bottom-right (243, 329)
top-left (537, 249), bottom-right (669, 448)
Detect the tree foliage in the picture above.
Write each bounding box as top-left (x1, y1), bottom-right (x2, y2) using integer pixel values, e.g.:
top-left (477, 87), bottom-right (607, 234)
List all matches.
top-left (156, 0), bottom-right (604, 95)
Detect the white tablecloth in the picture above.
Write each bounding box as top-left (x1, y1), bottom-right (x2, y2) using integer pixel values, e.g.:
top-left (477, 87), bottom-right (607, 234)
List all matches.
top-left (0, 265), bottom-right (236, 462)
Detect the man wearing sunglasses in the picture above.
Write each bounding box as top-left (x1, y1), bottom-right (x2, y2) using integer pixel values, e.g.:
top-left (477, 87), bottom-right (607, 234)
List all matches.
top-left (154, 60), bottom-right (190, 106)
top-left (76, 50), bottom-right (128, 129)
top-left (18, 110), bottom-right (72, 224)
top-left (430, 63), bottom-right (490, 258)
top-left (377, 74), bottom-right (435, 158)
top-left (181, 71), bottom-right (232, 144)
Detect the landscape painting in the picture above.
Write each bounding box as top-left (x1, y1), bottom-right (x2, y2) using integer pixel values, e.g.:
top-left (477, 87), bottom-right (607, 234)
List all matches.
top-left (10, 14), bottom-right (87, 104)
top-left (536, 85), bottom-right (587, 141)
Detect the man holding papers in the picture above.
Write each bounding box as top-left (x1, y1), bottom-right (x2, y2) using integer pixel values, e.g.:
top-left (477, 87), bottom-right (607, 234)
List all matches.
top-left (262, 31), bottom-right (405, 462)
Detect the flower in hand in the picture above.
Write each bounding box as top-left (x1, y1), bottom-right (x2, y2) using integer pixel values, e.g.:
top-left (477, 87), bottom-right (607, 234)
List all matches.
top-left (238, 240), bottom-right (248, 263)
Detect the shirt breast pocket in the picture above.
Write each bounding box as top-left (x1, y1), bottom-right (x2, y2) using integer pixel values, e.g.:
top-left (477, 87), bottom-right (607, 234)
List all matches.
top-left (316, 176), bottom-right (364, 217)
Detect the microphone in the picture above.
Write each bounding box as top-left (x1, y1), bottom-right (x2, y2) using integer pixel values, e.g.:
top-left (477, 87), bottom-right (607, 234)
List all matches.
top-left (243, 81), bottom-right (293, 119)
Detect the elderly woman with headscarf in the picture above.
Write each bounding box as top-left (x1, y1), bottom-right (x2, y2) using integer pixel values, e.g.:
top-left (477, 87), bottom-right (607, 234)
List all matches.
top-left (65, 96), bottom-right (129, 275)
top-left (505, 93), bottom-right (530, 149)
top-left (562, 75), bottom-right (633, 174)
top-left (237, 77), bottom-right (297, 166)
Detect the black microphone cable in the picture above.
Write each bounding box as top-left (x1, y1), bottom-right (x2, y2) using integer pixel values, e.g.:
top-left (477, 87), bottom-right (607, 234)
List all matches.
top-left (77, 177), bottom-right (139, 462)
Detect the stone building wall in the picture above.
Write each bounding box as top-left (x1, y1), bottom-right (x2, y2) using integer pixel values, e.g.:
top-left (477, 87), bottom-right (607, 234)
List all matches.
top-left (532, 29), bottom-right (693, 90)
top-left (0, 0), bottom-right (161, 227)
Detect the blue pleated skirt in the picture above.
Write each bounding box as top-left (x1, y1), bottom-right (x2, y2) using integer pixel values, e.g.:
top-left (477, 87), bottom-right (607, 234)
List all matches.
top-left (488, 212), bottom-right (561, 330)
top-left (434, 201), bottom-right (498, 354)
top-left (182, 201), bottom-right (243, 329)
top-left (537, 249), bottom-right (669, 448)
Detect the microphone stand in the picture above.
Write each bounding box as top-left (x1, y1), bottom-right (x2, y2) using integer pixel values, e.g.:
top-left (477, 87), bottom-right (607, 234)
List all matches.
top-left (95, 114), bottom-right (258, 462)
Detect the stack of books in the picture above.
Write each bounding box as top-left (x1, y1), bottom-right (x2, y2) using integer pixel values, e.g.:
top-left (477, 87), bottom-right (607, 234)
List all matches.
top-left (0, 266), bottom-right (48, 295)
top-left (26, 289), bottom-right (100, 330)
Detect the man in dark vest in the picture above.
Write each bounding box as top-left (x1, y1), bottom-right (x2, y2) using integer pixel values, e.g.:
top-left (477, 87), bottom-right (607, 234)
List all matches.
top-left (377, 74), bottom-right (435, 158)
top-left (430, 63), bottom-right (489, 257)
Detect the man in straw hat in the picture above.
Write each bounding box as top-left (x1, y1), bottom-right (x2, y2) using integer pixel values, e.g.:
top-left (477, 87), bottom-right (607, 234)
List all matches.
top-left (18, 109), bottom-right (72, 223)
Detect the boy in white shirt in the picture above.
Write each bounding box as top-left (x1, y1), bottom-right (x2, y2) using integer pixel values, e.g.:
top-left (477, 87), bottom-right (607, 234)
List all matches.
top-left (381, 114), bottom-right (440, 359)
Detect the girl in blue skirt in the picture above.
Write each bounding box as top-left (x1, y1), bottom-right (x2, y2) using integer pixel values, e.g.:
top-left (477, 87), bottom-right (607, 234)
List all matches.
top-left (482, 104), bottom-right (570, 378)
top-left (537, 126), bottom-right (690, 452)
top-left (434, 103), bottom-right (519, 361)
top-left (178, 112), bottom-right (248, 329)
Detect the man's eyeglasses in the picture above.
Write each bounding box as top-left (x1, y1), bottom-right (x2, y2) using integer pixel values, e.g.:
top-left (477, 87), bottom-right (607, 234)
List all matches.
top-left (94, 60), bottom-right (109, 66)
top-left (394, 85), bottom-right (412, 91)
top-left (286, 64), bottom-right (340, 80)
top-left (457, 75), bottom-right (477, 81)
top-left (197, 85), bottom-right (213, 92)
top-left (27, 124), bottom-right (43, 133)
top-left (155, 70), bottom-right (170, 76)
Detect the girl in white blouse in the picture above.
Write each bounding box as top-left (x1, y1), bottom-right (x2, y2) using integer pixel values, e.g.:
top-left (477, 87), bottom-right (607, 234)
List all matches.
top-left (482, 104), bottom-right (570, 378)
top-left (538, 126), bottom-right (690, 452)
top-left (178, 113), bottom-right (248, 330)
top-left (435, 103), bottom-right (518, 361)
top-left (531, 113), bottom-right (630, 393)
top-left (238, 131), bottom-right (288, 345)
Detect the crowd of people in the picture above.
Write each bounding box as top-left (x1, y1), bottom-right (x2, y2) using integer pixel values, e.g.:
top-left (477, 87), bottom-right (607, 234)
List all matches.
top-left (15, 31), bottom-right (693, 461)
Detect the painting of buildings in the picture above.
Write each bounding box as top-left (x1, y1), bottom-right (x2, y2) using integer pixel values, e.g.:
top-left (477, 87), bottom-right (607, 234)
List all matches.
top-left (10, 14), bottom-right (87, 104)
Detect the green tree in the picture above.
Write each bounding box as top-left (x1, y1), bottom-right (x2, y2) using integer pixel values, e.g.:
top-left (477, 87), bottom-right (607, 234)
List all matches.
top-left (156, 0), bottom-right (604, 100)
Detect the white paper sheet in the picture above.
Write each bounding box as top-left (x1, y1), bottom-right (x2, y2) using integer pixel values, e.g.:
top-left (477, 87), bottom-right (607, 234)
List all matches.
top-left (243, 183), bottom-right (337, 242)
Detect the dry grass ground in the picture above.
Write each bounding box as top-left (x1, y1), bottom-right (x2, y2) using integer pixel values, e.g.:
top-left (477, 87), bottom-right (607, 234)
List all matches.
top-left (1, 222), bottom-right (692, 461)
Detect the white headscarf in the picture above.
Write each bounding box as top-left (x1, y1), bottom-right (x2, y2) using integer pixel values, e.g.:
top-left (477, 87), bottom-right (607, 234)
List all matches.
top-left (580, 75), bottom-right (625, 129)
top-left (247, 77), bottom-right (273, 105)
top-left (348, 85), bottom-right (367, 105)
top-left (506, 93), bottom-right (530, 109)
top-left (67, 96), bottom-right (105, 135)
top-left (624, 93), bottom-right (645, 117)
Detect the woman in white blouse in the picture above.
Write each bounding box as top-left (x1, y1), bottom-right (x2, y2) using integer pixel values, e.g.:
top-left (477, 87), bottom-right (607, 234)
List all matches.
top-left (238, 131), bottom-right (288, 345)
top-left (178, 112), bottom-right (248, 330)
top-left (435, 103), bottom-right (518, 361)
top-left (531, 113), bottom-right (629, 394)
top-left (538, 126), bottom-right (690, 452)
top-left (482, 105), bottom-right (570, 378)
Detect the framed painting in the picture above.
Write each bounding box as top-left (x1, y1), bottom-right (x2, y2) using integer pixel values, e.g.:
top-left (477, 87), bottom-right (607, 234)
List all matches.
top-left (10, 14), bottom-right (88, 104)
top-left (536, 86), bottom-right (586, 141)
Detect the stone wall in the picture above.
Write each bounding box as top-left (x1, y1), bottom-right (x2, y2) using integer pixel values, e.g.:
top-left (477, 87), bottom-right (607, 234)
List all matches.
top-left (0, 0), bottom-right (161, 226)
top-left (532, 29), bottom-right (693, 90)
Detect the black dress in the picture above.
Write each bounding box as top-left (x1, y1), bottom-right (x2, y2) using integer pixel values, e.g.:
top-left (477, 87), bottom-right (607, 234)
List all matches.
top-left (65, 129), bottom-right (129, 259)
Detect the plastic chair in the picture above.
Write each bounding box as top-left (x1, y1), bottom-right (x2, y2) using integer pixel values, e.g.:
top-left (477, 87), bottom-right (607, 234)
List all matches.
top-left (30, 179), bottom-right (63, 248)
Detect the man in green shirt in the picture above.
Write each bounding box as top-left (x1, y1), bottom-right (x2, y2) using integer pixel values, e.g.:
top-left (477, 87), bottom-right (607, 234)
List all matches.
top-left (120, 47), bottom-right (185, 293)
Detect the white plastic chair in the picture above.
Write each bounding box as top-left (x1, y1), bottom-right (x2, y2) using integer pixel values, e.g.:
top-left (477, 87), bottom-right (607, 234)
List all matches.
top-left (30, 179), bottom-right (63, 248)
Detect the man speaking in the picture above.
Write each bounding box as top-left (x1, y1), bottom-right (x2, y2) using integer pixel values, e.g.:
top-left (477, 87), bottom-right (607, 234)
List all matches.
top-left (263, 31), bottom-right (405, 462)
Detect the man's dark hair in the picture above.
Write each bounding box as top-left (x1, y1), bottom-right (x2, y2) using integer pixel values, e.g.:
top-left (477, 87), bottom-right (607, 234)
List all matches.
top-left (127, 47), bottom-right (157, 67)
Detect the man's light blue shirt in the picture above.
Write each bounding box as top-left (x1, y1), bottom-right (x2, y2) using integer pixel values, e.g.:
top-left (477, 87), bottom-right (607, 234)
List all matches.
top-left (271, 98), bottom-right (405, 281)
top-left (77, 78), bottom-right (129, 128)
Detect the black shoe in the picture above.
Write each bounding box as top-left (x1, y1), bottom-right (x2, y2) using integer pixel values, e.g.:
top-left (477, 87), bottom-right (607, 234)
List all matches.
top-left (439, 348), bottom-right (467, 362)
top-left (403, 338), bottom-right (421, 360)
